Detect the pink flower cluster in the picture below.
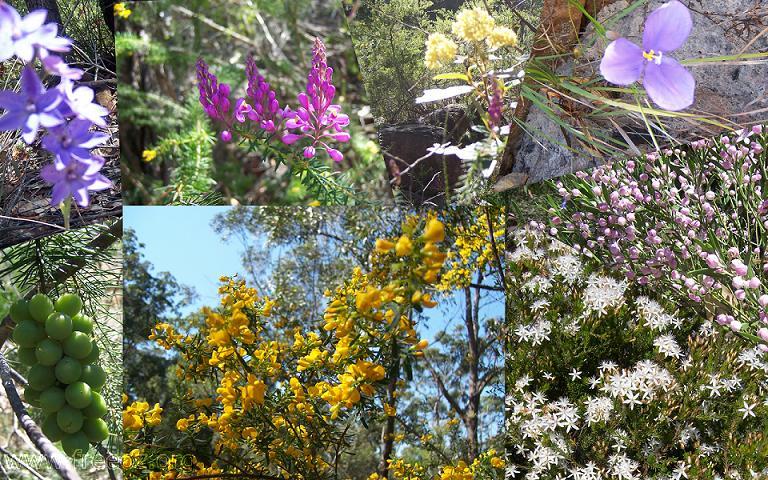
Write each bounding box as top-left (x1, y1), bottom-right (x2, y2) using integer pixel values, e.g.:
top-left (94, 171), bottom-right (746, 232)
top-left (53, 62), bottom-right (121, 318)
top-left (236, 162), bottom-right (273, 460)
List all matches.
top-left (548, 124), bottom-right (768, 349)
top-left (195, 37), bottom-right (350, 163)
top-left (281, 38), bottom-right (350, 162)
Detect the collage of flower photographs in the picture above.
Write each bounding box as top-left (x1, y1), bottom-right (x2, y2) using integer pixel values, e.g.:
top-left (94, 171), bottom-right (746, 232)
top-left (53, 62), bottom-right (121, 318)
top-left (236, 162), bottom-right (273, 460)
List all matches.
top-left (0, 0), bottom-right (766, 479)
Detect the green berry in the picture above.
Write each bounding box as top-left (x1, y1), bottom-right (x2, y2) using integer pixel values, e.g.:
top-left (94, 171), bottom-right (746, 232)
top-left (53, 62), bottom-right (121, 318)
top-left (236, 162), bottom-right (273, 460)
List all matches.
top-left (39, 387), bottom-right (66, 413)
top-left (56, 406), bottom-right (84, 434)
top-left (45, 312), bottom-right (72, 341)
top-left (80, 341), bottom-right (100, 364)
top-left (27, 364), bottom-right (56, 390)
top-left (9, 299), bottom-right (32, 323)
top-left (54, 293), bottom-right (83, 317)
top-left (35, 339), bottom-right (63, 366)
top-left (41, 414), bottom-right (64, 442)
top-left (61, 431), bottom-right (90, 458)
top-left (23, 386), bottom-right (41, 407)
top-left (28, 294), bottom-right (54, 323)
top-left (12, 321), bottom-right (44, 348)
top-left (80, 364), bottom-right (107, 391)
top-left (82, 391), bottom-right (108, 418)
top-left (82, 417), bottom-right (110, 443)
top-left (17, 346), bottom-right (38, 366)
top-left (71, 313), bottom-right (94, 334)
top-left (63, 332), bottom-right (93, 359)
top-left (65, 382), bottom-right (92, 409)
top-left (54, 357), bottom-right (82, 384)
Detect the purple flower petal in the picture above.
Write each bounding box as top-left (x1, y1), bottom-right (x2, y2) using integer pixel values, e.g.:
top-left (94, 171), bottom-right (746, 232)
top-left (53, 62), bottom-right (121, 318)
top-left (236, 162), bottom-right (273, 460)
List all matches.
top-left (0, 91), bottom-right (25, 110)
top-left (40, 163), bottom-right (62, 183)
top-left (643, 56), bottom-right (695, 111)
top-left (600, 38), bottom-right (644, 86)
top-left (0, 111), bottom-right (25, 131)
top-left (50, 182), bottom-right (69, 206)
top-left (642, 0), bottom-right (692, 53)
top-left (21, 10), bottom-right (47, 33)
top-left (72, 187), bottom-right (89, 207)
top-left (86, 174), bottom-right (111, 191)
top-left (21, 65), bottom-right (42, 98)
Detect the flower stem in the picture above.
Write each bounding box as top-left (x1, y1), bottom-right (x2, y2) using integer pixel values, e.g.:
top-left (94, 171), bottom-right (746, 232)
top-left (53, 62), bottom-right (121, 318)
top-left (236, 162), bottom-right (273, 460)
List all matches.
top-left (60, 197), bottom-right (72, 230)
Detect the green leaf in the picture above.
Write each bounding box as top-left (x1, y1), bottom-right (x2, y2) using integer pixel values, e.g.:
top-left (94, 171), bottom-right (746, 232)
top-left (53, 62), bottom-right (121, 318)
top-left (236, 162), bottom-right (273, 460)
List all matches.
top-left (433, 72), bottom-right (470, 82)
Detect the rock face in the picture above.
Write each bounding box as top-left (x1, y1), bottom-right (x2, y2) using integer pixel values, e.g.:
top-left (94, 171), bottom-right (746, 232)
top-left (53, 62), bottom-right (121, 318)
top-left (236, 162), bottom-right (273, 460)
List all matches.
top-left (513, 0), bottom-right (768, 185)
top-left (378, 124), bottom-right (465, 207)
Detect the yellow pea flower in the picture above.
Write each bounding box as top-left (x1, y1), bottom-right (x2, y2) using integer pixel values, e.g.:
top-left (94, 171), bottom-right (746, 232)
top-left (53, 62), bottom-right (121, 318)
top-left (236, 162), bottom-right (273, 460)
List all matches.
top-left (142, 149), bottom-right (157, 162)
top-left (423, 218), bottom-right (445, 243)
top-left (395, 235), bottom-right (413, 257)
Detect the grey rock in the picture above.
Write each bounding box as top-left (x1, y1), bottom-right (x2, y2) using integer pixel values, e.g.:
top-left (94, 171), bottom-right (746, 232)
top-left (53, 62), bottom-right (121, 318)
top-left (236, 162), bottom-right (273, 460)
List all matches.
top-left (512, 103), bottom-right (604, 184)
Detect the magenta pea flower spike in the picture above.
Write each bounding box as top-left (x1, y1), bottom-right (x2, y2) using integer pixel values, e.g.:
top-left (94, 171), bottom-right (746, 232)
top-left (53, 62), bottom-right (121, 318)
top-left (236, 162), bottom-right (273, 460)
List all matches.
top-left (599, 0), bottom-right (695, 111)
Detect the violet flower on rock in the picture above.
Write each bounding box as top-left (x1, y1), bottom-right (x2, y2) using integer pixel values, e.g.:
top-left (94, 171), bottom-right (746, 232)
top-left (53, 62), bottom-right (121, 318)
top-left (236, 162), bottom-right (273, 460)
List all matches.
top-left (599, 0), bottom-right (695, 111)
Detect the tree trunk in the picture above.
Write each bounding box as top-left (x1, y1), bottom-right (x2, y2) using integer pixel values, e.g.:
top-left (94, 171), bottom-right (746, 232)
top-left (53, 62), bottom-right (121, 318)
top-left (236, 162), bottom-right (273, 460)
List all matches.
top-left (25, 0), bottom-right (64, 35)
top-left (99, 0), bottom-right (115, 34)
top-left (463, 285), bottom-right (480, 460)
top-left (378, 339), bottom-right (400, 478)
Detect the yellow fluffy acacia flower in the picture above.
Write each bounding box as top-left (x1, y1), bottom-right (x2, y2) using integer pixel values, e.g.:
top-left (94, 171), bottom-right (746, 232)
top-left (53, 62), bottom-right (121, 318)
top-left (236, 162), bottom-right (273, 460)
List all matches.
top-left (452, 7), bottom-right (495, 42)
top-left (488, 26), bottom-right (518, 49)
top-left (425, 32), bottom-right (458, 70)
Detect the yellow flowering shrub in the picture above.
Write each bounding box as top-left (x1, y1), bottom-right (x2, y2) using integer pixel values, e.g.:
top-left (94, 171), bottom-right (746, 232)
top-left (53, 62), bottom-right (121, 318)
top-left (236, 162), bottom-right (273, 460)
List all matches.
top-left (123, 215), bottom-right (454, 479)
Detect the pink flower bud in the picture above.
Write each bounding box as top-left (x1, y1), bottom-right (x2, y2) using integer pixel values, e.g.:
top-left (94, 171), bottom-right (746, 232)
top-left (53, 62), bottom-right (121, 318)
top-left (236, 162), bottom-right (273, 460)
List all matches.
top-left (759, 294), bottom-right (768, 307)
top-left (758, 328), bottom-right (768, 342)
top-left (716, 314), bottom-right (731, 325)
top-left (220, 130), bottom-right (232, 142)
top-left (327, 148), bottom-right (343, 163)
top-left (748, 277), bottom-right (761, 289)
top-left (731, 259), bottom-right (748, 276)
top-left (730, 320), bottom-right (742, 332)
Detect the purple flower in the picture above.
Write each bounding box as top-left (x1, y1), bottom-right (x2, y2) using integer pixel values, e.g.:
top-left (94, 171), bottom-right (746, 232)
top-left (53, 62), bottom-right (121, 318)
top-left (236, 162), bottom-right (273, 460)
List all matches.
top-left (41, 54), bottom-right (83, 80)
top-left (244, 55), bottom-right (281, 133)
top-left (488, 76), bottom-right (503, 129)
top-left (0, 5), bottom-right (71, 63)
top-left (57, 79), bottom-right (110, 127)
top-left (42, 119), bottom-right (109, 166)
top-left (40, 156), bottom-right (111, 207)
top-left (0, 65), bottom-right (64, 143)
top-left (196, 58), bottom-right (231, 123)
top-left (281, 38), bottom-right (350, 162)
top-left (599, 0), bottom-right (695, 111)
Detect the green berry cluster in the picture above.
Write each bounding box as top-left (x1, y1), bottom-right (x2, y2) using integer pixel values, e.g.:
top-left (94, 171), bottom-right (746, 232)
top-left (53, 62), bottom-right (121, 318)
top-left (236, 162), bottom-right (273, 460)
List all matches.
top-left (10, 293), bottom-right (110, 458)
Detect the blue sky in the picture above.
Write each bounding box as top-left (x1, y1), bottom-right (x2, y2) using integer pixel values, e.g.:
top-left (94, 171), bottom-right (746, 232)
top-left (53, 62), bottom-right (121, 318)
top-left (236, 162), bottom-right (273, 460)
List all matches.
top-left (124, 206), bottom-right (505, 342)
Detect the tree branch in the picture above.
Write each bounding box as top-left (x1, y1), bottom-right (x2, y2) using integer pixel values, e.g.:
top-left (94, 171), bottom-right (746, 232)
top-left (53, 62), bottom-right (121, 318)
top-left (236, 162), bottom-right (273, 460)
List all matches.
top-left (422, 355), bottom-right (465, 418)
top-left (0, 219), bottom-right (123, 350)
top-left (94, 443), bottom-right (119, 480)
top-left (0, 352), bottom-right (82, 480)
